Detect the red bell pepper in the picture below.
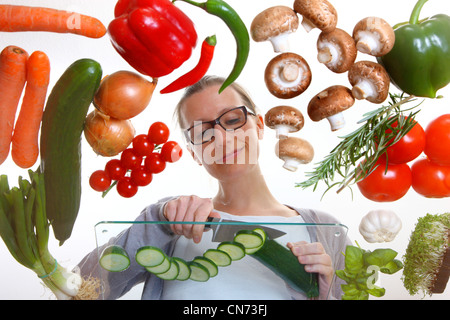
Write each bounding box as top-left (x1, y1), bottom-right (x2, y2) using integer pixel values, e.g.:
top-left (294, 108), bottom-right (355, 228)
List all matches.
top-left (108, 0), bottom-right (198, 78)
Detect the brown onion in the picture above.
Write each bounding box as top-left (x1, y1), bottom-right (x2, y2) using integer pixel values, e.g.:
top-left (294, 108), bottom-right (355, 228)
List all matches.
top-left (84, 110), bottom-right (135, 156)
top-left (93, 70), bottom-right (157, 120)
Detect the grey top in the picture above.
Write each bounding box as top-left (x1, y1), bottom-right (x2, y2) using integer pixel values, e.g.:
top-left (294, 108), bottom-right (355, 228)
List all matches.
top-left (77, 196), bottom-right (352, 300)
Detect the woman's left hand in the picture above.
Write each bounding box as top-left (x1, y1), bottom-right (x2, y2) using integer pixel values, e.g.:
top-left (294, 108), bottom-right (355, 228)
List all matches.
top-left (287, 241), bottom-right (333, 299)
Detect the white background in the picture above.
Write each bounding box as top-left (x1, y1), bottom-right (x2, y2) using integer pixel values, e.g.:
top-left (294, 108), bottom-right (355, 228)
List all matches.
top-left (0, 0), bottom-right (449, 300)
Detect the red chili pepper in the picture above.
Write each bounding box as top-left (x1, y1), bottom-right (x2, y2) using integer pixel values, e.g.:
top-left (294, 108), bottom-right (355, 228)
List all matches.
top-left (160, 35), bottom-right (217, 94)
top-left (108, 0), bottom-right (198, 78)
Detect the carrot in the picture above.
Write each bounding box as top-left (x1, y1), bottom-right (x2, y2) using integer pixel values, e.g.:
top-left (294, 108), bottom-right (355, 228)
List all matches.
top-left (11, 51), bottom-right (50, 169)
top-left (0, 45), bottom-right (28, 165)
top-left (0, 5), bottom-right (106, 39)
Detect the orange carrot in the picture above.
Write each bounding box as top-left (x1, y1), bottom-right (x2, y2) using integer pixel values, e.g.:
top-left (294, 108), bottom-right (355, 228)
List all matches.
top-left (0, 45), bottom-right (28, 165)
top-left (0, 5), bottom-right (106, 38)
top-left (11, 51), bottom-right (50, 169)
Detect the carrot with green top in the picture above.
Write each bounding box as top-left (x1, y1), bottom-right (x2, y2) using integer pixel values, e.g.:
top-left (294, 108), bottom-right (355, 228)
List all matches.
top-left (0, 5), bottom-right (106, 38)
top-left (12, 51), bottom-right (51, 169)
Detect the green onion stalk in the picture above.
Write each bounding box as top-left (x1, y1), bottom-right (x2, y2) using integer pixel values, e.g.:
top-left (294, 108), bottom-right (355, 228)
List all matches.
top-left (0, 170), bottom-right (99, 300)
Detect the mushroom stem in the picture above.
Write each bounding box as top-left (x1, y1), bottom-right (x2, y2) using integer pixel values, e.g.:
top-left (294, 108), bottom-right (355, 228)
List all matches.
top-left (326, 112), bottom-right (346, 131)
top-left (283, 157), bottom-right (302, 171)
top-left (355, 32), bottom-right (380, 55)
top-left (317, 45), bottom-right (337, 64)
top-left (280, 63), bottom-right (300, 82)
top-left (352, 79), bottom-right (377, 100)
top-left (269, 33), bottom-right (292, 52)
top-left (301, 17), bottom-right (316, 33)
top-left (274, 124), bottom-right (293, 139)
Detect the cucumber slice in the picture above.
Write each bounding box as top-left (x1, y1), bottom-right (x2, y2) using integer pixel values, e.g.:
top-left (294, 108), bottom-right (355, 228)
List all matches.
top-left (155, 258), bottom-right (179, 280)
top-left (204, 249), bottom-right (232, 267)
top-left (173, 257), bottom-right (191, 281)
top-left (193, 256), bottom-right (218, 277)
top-left (217, 241), bottom-right (246, 261)
top-left (189, 261), bottom-right (210, 282)
top-left (145, 256), bottom-right (171, 274)
top-left (234, 230), bottom-right (264, 249)
top-left (252, 228), bottom-right (267, 243)
top-left (136, 246), bottom-right (166, 267)
top-left (245, 228), bottom-right (267, 254)
top-left (99, 245), bottom-right (130, 272)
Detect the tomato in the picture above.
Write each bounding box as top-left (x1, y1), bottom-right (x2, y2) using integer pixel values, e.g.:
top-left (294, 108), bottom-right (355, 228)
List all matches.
top-left (148, 122), bottom-right (170, 145)
top-left (132, 134), bottom-right (155, 157)
top-left (384, 117), bottom-right (425, 164)
top-left (144, 152), bottom-right (166, 173)
top-left (424, 114), bottom-right (450, 165)
top-left (105, 159), bottom-right (127, 180)
top-left (89, 170), bottom-right (111, 192)
top-left (411, 158), bottom-right (450, 198)
top-left (161, 141), bottom-right (183, 163)
top-left (130, 166), bottom-right (153, 186)
top-left (116, 176), bottom-right (138, 198)
top-left (120, 148), bottom-right (143, 170)
top-left (356, 159), bottom-right (412, 202)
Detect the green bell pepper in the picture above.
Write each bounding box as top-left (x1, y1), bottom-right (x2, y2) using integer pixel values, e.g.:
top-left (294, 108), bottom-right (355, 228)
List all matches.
top-left (377, 0), bottom-right (450, 98)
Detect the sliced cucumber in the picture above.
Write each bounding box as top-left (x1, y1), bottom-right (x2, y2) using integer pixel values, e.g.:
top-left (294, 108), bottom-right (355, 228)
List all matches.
top-left (203, 249), bottom-right (232, 267)
top-left (173, 257), bottom-right (191, 281)
top-left (136, 246), bottom-right (166, 267)
top-left (155, 258), bottom-right (179, 280)
top-left (245, 228), bottom-right (267, 254)
top-left (217, 241), bottom-right (246, 261)
top-left (145, 256), bottom-right (171, 274)
top-left (193, 256), bottom-right (218, 277)
top-left (234, 230), bottom-right (264, 250)
top-left (189, 261), bottom-right (210, 282)
top-left (99, 245), bottom-right (130, 272)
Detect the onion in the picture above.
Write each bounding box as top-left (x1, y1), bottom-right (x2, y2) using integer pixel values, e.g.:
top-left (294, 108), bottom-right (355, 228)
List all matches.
top-left (84, 110), bottom-right (135, 156)
top-left (93, 70), bottom-right (157, 120)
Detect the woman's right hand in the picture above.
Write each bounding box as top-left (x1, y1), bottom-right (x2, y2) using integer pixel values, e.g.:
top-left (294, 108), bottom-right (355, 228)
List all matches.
top-left (163, 195), bottom-right (221, 243)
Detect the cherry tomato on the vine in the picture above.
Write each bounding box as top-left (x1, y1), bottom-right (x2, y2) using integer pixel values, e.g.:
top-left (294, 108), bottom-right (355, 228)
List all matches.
top-left (116, 176), bottom-right (138, 198)
top-left (424, 114), bottom-right (450, 165)
top-left (130, 166), bottom-right (153, 186)
top-left (120, 148), bottom-right (143, 170)
top-left (148, 122), bottom-right (170, 145)
top-left (161, 141), bottom-right (183, 163)
top-left (105, 159), bottom-right (127, 180)
top-left (132, 134), bottom-right (155, 157)
top-left (411, 158), bottom-right (450, 198)
top-left (89, 170), bottom-right (111, 192)
top-left (144, 152), bottom-right (166, 173)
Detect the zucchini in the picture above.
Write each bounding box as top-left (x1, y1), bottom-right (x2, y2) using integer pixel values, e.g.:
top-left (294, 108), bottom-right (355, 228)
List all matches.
top-left (145, 256), bottom-right (171, 274)
top-left (217, 241), bottom-right (246, 261)
top-left (155, 258), bottom-right (179, 280)
top-left (40, 59), bottom-right (102, 246)
top-left (99, 245), bottom-right (130, 272)
top-left (188, 261), bottom-right (210, 282)
top-left (234, 230), bottom-right (264, 250)
top-left (193, 256), bottom-right (218, 277)
top-left (244, 228), bottom-right (266, 254)
top-left (203, 249), bottom-right (232, 267)
top-left (173, 257), bottom-right (191, 281)
top-left (135, 245), bottom-right (166, 267)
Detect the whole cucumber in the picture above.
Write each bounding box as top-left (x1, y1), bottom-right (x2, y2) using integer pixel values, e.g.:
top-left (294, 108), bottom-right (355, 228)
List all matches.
top-left (40, 59), bottom-right (102, 246)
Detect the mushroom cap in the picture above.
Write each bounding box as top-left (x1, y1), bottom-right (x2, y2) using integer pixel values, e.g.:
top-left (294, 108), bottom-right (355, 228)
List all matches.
top-left (265, 106), bottom-right (305, 138)
top-left (348, 60), bottom-right (390, 103)
top-left (250, 6), bottom-right (299, 42)
top-left (353, 17), bottom-right (395, 56)
top-left (307, 85), bottom-right (355, 122)
top-left (264, 52), bottom-right (312, 99)
top-left (275, 136), bottom-right (314, 171)
top-left (293, 0), bottom-right (337, 33)
top-left (317, 28), bottom-right (357, 73)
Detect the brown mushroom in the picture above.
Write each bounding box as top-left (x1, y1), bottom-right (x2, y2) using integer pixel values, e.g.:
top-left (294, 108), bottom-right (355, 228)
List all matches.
top-left (251, 6), bottom-right (299, 52)
top-left (293, 0), bottom-right (337, 33)
top-left (348, 60), bottom-right (390, 103)
top-left (307, 85), bottom-right (355, 131)
top-left (352, 17), bottom-right (395, 57)
top-left (275, 136), bottom-right (314, 171)
top-left (264, 52), bottom-right (312, 99)
top-left (265, 106), bottom-right (305, 139)
top-left (317, 28), bottom-right (357, 73)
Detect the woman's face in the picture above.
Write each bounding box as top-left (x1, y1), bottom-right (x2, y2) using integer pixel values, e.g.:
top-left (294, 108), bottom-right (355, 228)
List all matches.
top-left (180, 84), bottom-right (264, 180)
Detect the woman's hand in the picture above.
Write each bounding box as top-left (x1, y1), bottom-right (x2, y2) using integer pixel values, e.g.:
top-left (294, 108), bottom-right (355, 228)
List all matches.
top-left (287, 241), bottom-right (333, 299)
top-left (163, 195), bottom-right (221, 243)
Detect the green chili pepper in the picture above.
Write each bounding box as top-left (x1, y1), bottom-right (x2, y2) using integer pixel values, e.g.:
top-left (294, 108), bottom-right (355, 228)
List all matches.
top-left (377, 0), bottom-right (450, 98)
top-left (177, 0), bottom-right (250, 93)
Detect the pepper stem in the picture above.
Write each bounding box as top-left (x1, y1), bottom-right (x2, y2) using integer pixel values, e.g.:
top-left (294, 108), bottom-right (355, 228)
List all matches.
top-left (409, 0), bottom-right (428, 25)
top-left (175, 0), bottom-right (207, 10)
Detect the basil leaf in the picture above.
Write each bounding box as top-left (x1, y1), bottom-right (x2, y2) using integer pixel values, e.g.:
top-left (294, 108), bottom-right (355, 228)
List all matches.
top-left (365, 248), bottom-right (398, 267)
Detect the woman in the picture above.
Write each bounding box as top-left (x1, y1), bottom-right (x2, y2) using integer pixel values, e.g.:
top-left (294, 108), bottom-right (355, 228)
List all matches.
top-left (78, 76), bottom-right (351, 300)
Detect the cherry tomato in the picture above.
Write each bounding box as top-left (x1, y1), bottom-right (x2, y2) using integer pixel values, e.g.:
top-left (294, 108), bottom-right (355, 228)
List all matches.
top-left (116, 176), bottom-right (138, 198)
top-left (424, 114), bottom-right (450, 165)
top-left (161, 141), bottom-right (183, 163)
top-left (411, 158), bottom-right (450, 198)
top-left (105, 159), bottom-right (126, 180)
top-left (356, 159), bottom-right (412, 202)
top-left (144, 152), bottom-right (166, 173)
top-left (89, 170), bottom-right (111, 192)
top-left (130, 166), bottom-right (153, 186)
top-left (384, 117), bottom-right (425, 164)
top-left (120, 148), bottom-right (143, 170)
top-left (148, 122), bottom-right (170, 145)
top-left (132, 134), bottom-right (155, 157)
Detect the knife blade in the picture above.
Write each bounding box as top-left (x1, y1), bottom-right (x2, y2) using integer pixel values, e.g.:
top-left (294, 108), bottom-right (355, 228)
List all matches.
top-left (205, 217), bottom-right (286, 242)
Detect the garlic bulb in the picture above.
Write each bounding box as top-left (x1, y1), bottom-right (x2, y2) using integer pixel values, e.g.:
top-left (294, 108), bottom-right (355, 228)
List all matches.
top-left (359, 210), bottom-right (402, 243)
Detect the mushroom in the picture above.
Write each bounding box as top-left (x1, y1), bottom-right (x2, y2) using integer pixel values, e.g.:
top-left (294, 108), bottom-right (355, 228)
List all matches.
top-left (307, 85), bottom-right (355, 131)
top-left (275, 136), bottom-right (314, 171)
top-left (264, 52), bottom-right (312, 99)
top-left (293, 0), bottom-right (337, 33)
top-left (353, 17), bottom-right (395, 57)
top-left (348, 60), bottom-right (390, 103)
top-left (250, 6), bottom-right (299, 52)
top-left (265, 106), bottom-right (305, 139)
top-left (317, 28), bottom-right (357, 73)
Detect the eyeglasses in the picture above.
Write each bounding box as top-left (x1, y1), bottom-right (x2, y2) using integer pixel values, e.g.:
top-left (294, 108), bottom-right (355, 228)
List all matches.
top-left (184, 106), bottom-right (256, 145)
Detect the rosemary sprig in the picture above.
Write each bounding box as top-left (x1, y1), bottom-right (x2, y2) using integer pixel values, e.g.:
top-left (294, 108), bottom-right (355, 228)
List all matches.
top-left (296, 93), bottom-right (423, 195)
